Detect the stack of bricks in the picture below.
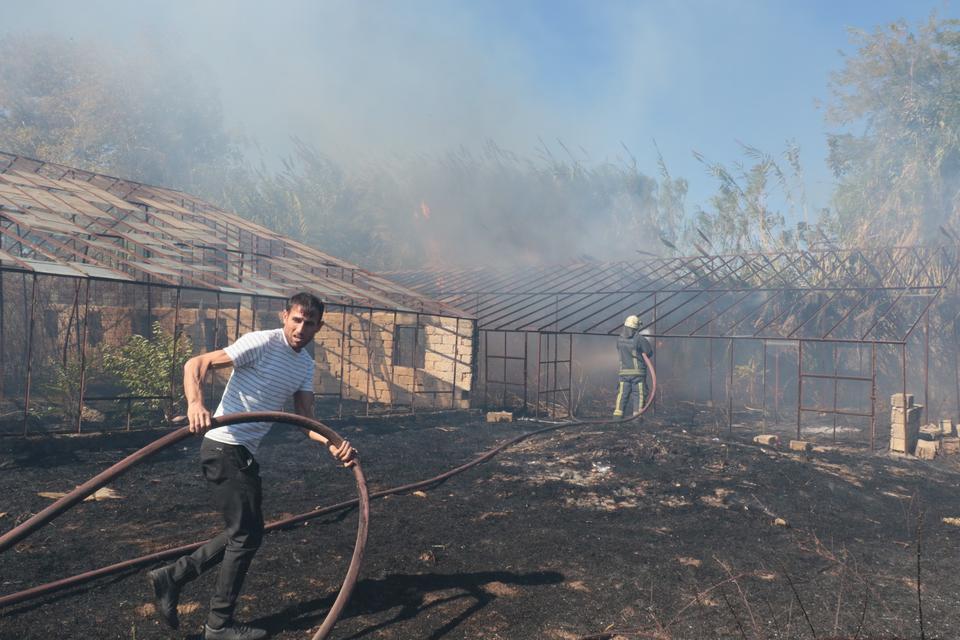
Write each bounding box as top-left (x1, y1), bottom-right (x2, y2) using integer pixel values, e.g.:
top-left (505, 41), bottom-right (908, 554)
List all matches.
top-left (917, 423), bottom-right (943, 460)
top-left (941, 418), bottom-right (956, 437)
top-left (941, 418), bottom-right (959, 455)
top-left (890, 393), bottom-right (922, 455)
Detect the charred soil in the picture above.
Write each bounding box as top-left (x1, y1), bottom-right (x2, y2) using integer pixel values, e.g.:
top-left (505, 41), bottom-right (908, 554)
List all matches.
top-left (2, 412), bottom-right (960, 639)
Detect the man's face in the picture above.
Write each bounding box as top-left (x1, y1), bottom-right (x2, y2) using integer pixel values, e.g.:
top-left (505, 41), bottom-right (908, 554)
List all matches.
top-left (281, 304), bottom-right (323, 352)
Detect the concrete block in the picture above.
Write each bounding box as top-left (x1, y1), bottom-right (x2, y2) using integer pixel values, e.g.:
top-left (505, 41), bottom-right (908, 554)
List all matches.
top-left (428, 361), bottom-right (454, 374)
top-left (916, 439), bottom-right (940, 460)
top-left (486, 411), bottom-right (513, 423)
top-left (890, 393), bottom-right (914, 408)
top-left (753, 434), bottom-right (780, 447)
top-left (891, 405), bottom-right (923, 425)
top-left (941, 418), bottom-right (955, 437)
top-left (919, 423), bottom-right (943, 441)
top-left (438, 317), bottom-right (460, 331)
top-left (942, 437), bottom-right (960, 455)
top-left (890, 422), bottom-right (920, 440)
top-left (890, 436), bottom-right (913, 454)
top-left (789, 440), bottom-right (812, 452)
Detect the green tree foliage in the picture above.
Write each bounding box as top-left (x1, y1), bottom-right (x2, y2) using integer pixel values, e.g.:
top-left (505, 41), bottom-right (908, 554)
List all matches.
top-left (39, 356), bottom-right (94, 426)
top-left (103, 321), bottom-right (192, 419)
top-left (0, 34), bottom-right (235, 191)
top-left (827, 15), bottom-right (960, 245)
top-left (688, 143), bottom-right (831, 254)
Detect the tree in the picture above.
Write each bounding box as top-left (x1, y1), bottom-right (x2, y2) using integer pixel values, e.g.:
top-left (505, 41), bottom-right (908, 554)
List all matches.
top-left (0, 34), bottom-right (235, 191)
top-left (688, 143), bottom-right (828, 255)
top-left (827, 15), bottom-right (960, 245)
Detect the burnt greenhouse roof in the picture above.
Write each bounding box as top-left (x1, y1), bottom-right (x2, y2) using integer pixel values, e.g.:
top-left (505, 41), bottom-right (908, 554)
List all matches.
top-left (387, 247), bottom-right (960, 344)
top-left (0, 151), bottom-right (466, 318)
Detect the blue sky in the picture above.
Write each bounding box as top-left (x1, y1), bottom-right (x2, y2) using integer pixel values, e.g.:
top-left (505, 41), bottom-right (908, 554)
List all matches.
top-left (3, 0), bottom-right (957, 215)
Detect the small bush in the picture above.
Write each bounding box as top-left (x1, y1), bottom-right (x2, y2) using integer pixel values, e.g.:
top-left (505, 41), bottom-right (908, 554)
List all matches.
top-left (103, 321), bottom-right (192, 420)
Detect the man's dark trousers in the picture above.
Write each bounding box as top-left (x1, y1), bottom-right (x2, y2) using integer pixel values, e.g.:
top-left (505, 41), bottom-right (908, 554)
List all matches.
top-left (168, 438), bottom-right (264, 629)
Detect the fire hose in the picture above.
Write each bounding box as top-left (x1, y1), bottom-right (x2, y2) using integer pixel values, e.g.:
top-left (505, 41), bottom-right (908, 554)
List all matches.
top-left (0, 412), bottom-right (369, 640)
top-left (0, 354), bottom-right (654, 637)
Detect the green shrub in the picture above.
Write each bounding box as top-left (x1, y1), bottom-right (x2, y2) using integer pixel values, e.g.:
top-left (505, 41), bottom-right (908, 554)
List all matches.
top-left (103, 321), bottom-right (192, 419)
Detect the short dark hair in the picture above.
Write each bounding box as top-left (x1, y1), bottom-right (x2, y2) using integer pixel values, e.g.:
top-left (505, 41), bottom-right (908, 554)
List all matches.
top-left (286, 292), bottom-right (324, 319)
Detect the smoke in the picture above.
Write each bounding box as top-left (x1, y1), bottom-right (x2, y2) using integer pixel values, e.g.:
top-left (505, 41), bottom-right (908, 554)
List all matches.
top-left (4, 1), bottom-right (953, 268)
top-left (0, 0), bottom-right (805, 179)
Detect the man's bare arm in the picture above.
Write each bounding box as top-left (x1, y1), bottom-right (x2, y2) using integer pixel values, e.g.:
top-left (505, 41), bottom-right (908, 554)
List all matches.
top-left (183, 350), bottom-right (234, 433)
top-left (294, 390), bottom-right (355, 466)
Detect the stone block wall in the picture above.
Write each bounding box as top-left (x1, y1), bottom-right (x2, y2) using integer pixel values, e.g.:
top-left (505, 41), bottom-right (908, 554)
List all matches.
top-left (34, 296), bottom-right (474, 413)
top-left (316, 311), bottom-right (474, 409)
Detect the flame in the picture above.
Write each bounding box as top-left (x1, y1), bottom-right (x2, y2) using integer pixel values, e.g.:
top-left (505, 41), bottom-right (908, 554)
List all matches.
top-left (420, 200), bottom-right (431, 220)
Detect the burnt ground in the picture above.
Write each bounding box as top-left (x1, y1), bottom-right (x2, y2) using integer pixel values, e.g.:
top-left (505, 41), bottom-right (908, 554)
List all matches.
top-left (2, 410), bottom-right (960, 640)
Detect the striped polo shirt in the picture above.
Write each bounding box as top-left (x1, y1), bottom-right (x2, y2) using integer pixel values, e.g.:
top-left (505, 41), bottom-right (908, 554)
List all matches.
top-left (205, 328), bottom-right (315, 455)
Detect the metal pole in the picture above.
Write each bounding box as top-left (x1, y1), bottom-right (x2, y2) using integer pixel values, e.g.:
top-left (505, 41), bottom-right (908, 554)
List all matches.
top-left (208, 292), bottom-right (222, 408)
top-left (338, 307), bottom-right (346, 419)
top-left (502, 331), bottom-right (507, 409)
top-left (147, 281), bottom-right (153, 336)
top-left (234, 297), bottom-right (242, 342)
top-left (727, 338), bottom-right (734, 434)
top-left (796, 340), bottom-right (803, 440)
top-left (388, 310), bottom-right (398, 412)
top-left (762, 341), bottom-right (767, 429)
top-left (411, 312), bottom-right (420, 414)
top-left (365, 308), bottom-right (372, 416)
top-left (902, 342), bottom-right (907, 427)
top-left (536, 333), bottom-right (543, 419)
top-left (523, 333), bottom-right (528, 413)
top-left (75, 279), bottom-right (91, 433)
top-left (567, 334), bottom-right (573, 418)
top-left (709, 338), bottom-right (714, 407)
top-left (345, 322), bottom-right (353, 417)
top-left (62, 280), bottom-right (81, 366)
top-left (0, 268), bottom-right (5, 404)
top-left (954, 319), bottom-right (960, 420)
top-left (450, 318), bottom-right (459, 410)
top-left (832, 343), bottom-right (839, 442)
top-left (470, 320), bottom-right (480, 411)
top-left (553, 334), bottom-right (559, 417)
top-left (774, 350), bottom-right (781, 424)
top-left (168, 287), bottom-right (182, 410)
top-left (22, 274), bottom-right (38, 435)
top-left (483, 329), bottom-right (489, 410)
top-left (857, 342), bottom-right (863, 418)
top-left (871, 342), bottom-right (877, 451)
top-left (924, 309), bottom-right (930, 419)
top-left (213, 292), bottom-right (226, 350)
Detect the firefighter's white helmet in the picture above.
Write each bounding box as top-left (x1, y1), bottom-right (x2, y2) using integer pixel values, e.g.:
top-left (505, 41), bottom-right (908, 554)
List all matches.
top-left (624, 315), bottom-right (641, 329)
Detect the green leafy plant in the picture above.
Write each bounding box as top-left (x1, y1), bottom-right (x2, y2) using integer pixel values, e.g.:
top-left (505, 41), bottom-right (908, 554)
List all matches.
top-left (103, 321), bottom-right (192, 420)
top-left (39, 356), bottom-right (95, 426)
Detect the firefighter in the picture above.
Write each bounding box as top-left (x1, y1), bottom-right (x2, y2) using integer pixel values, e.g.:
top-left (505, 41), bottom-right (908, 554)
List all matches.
top-left (613, 315), bottom-right (653, 417)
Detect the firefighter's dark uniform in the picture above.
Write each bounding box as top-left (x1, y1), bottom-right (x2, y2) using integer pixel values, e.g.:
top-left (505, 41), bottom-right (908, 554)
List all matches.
top-left (614, 326), bottom-right (653, 417)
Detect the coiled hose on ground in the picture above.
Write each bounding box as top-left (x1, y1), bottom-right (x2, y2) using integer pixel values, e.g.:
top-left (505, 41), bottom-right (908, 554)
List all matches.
top-left (0, 355), bottom-right (654, 639)
top-left (0, 412), bottom-right (369, 640)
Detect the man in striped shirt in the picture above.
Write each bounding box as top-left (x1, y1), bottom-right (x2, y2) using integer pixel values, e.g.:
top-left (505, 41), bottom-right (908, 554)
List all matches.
top-left (147, 292), bottom-right (355, 640)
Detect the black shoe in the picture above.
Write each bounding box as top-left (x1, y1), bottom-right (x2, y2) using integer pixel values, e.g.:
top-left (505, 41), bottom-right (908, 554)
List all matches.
top-left (146, 566), bottom-right (180, 629)
top-left (204, 623), bottom-right (268, 640)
